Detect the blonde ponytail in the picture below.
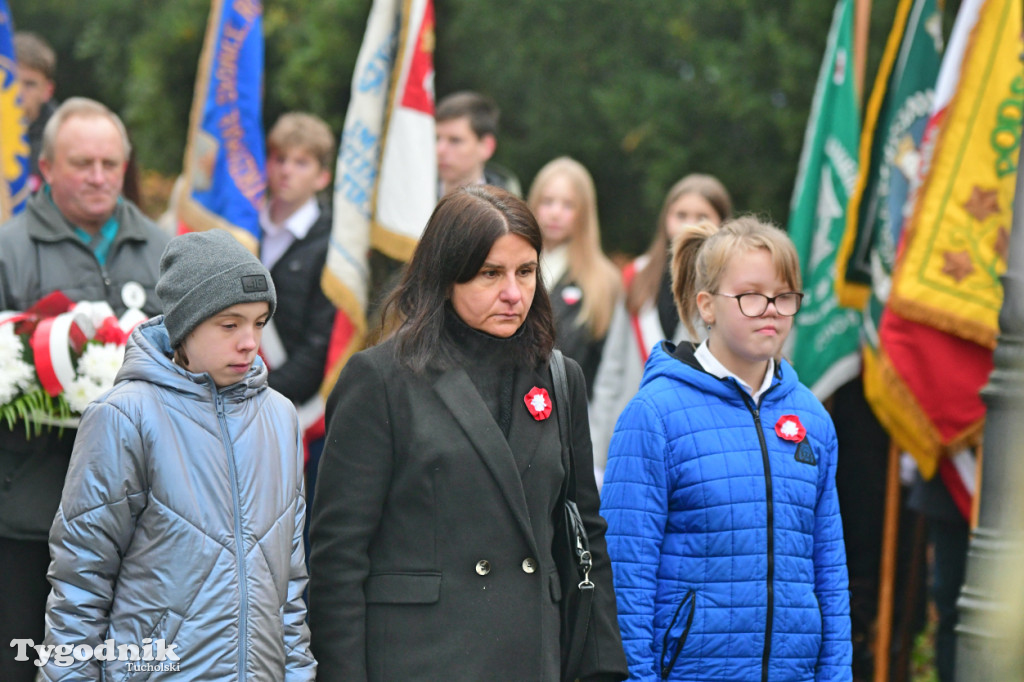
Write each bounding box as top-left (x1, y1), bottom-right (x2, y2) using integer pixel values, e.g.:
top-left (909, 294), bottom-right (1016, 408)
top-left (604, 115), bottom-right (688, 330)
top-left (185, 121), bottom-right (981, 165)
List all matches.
top-left (670, 220), bottom-right (720, 340)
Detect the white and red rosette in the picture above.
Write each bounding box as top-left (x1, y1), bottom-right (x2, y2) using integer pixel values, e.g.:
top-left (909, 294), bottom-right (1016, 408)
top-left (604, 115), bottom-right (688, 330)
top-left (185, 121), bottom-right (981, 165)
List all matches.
top-left (561, 285), bottom-right (582, 306)
top-left (524, 386), bottom-right (553, 421)
top-left (775, 415), bottom-right (806, 443)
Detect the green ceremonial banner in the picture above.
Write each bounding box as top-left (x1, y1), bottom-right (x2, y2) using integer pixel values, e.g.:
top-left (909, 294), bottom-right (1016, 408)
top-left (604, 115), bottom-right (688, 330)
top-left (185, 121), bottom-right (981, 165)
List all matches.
top-left (787, 0), bottom-right (861, 400)
top-left (840, 0), bottom-right (943, 408)
top-left (835, 0), bottom-right (943, 315)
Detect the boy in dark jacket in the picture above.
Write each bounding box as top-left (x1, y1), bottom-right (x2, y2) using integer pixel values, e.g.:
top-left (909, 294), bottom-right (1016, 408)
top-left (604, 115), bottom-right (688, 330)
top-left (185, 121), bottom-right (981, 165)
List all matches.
top-left (259, 112), bottom-right (336, 408)
top-left (259, 112), bottom-right (337, 558)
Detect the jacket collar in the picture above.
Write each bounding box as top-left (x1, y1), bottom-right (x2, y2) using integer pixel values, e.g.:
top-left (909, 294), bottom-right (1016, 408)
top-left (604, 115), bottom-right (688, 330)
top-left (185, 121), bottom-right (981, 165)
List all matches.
top-left (118, 316), bottom-right (269, 403)
top-left (24, 190), bottom-right (148, 247)
top-left (657, 340), bottom-right (792, 405)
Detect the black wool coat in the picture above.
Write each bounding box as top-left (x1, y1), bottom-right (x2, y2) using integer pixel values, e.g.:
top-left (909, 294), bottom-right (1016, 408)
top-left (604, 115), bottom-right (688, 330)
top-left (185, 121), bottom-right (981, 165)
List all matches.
top-left (308, 336), bottom-right (627, 682)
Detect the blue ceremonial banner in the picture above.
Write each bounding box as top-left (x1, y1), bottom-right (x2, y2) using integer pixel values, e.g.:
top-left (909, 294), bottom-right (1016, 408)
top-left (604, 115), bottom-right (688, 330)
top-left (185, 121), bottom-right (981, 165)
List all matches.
top-left (0, 0), bottom-right (29, 222)
top-left (179, 0), bottom-right (265, 251)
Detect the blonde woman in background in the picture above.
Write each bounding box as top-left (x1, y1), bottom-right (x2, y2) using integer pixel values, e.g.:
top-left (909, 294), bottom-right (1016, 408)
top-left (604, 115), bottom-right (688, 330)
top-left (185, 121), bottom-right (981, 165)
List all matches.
top-left (528, 157), bottom-right (620, 397)
top-left (589, 174), bottom-right (732, 478)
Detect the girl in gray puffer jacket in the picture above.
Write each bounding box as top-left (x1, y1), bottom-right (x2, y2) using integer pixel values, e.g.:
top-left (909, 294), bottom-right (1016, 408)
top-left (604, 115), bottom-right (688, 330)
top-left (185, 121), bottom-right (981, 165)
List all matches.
top-left (37, 229), bottom-right (316, 681)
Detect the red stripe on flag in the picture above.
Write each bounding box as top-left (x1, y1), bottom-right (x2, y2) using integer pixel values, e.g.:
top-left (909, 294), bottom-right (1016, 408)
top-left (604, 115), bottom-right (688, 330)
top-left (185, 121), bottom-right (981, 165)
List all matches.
top-left (878, 308), bottom-right (991, 445)
top-left (324, 309), bottom-right (357, 379)
top-left (298, 310), bottom-right (361, 465)
top-left (938, 456), bottom-right (974, 522)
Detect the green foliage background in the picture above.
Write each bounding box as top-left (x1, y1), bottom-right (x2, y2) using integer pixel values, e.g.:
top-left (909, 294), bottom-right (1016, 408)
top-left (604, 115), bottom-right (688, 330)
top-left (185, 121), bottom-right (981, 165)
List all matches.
top-left (11, 0), bottom-right (953, 256)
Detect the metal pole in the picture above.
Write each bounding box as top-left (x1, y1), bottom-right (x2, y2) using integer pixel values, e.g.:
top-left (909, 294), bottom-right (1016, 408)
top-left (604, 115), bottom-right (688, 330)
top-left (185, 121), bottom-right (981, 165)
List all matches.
top-left (954, 100), bottom-right (1024, 679)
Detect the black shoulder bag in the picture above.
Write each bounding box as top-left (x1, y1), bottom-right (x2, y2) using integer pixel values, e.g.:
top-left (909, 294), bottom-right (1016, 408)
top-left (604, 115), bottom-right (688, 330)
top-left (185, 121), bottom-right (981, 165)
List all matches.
top-left (550, 349), bottom-right (595, 682)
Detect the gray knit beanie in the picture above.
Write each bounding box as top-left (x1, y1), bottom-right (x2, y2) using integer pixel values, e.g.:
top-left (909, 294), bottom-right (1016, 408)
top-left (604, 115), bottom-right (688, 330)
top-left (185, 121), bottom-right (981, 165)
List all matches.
top-left (157, 229), bottom-right (277, 347)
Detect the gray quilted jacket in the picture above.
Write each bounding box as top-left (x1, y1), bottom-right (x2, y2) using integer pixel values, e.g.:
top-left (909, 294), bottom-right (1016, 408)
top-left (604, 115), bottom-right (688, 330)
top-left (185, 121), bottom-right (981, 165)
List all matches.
top-left (40, 317), bottom-right (316, 680)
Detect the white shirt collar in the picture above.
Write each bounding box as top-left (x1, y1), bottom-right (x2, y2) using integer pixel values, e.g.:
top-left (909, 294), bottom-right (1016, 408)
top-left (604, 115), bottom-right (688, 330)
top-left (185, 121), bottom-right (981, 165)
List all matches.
top-left (693, 340), bottom-right (776, 404)
top-left (541, 243), bottom-right (570, 289)
top-left (260, 198), bottom-right (320, 241)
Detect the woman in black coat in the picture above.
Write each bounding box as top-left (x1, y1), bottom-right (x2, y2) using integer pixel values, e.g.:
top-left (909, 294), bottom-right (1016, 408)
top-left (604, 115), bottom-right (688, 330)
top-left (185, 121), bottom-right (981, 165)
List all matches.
top-left (308, 186), bottom-right (627, 682)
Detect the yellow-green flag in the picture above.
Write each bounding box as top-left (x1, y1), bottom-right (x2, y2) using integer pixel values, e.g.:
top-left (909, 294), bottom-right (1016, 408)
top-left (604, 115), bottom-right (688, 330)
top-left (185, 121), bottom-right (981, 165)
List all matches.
top-left (888, 0), bottom-right (1022, 349)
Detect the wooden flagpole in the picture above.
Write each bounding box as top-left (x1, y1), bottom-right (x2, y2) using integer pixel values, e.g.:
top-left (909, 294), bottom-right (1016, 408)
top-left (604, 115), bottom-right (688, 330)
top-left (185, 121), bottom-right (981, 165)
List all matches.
top-left (854, 0), bottom-right (873, 102)
top-left (873, 442), bottom-right (901, 682)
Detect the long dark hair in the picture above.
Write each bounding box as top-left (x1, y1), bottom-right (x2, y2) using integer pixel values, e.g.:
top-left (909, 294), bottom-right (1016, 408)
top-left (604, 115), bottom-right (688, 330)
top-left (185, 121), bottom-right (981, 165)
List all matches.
top-left (382, 185), bottom-right (555, 373)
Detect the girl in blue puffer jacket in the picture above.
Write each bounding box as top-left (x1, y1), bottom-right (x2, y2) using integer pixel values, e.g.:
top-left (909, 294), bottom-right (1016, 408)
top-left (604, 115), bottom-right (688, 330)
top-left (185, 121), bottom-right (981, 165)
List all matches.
top-left (601, 216), bottom-right (852, 681)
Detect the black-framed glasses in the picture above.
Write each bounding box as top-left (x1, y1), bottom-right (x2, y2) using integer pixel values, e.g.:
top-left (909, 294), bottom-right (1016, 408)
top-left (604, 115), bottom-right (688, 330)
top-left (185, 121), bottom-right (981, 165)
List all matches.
top-left (712, 291), bottom-right (804, 317)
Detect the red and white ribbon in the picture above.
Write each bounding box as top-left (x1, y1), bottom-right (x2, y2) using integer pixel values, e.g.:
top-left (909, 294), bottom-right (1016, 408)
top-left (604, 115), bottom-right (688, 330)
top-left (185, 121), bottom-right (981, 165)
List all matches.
top-left (0, 311), bottom-right (31, 327)
top-left (32, 312), bottom-right (93, 397)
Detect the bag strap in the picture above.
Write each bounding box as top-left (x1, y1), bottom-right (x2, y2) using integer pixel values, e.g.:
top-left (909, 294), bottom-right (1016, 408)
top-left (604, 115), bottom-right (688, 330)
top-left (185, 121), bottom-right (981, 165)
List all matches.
top-left (550, 349), bottom-right (577, 505)
top-left (550, 350), bottom-right (594, 679)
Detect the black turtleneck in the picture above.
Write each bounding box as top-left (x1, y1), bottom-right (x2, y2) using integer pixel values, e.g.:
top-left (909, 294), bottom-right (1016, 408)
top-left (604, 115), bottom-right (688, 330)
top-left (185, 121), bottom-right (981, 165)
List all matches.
top-left (443, 306), bottom-right (521, 439)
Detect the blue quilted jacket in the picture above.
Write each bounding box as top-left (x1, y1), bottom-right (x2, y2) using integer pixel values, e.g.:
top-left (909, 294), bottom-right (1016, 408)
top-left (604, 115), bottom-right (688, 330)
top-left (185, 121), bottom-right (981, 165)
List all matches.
top-left (601, 342), bottom-right (851, 681)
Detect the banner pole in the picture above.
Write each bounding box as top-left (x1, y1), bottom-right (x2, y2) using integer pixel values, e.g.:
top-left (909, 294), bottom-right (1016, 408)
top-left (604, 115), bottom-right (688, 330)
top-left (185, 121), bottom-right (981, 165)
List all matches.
top-left (970, 443), bottom-right (983, 529)
top-left (873, 441), bottom-right (900, 682)
top-left (854, 0), bottom-right (873, 103)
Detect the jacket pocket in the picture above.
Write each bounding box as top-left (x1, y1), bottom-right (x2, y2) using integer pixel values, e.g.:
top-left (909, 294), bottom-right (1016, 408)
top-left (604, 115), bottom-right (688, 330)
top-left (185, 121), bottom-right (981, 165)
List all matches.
top-left (118, 608), bottom-right (185, 681)
top-left (365, 572), bottom-right (442, 604)
top-left (659, 589), bottom-right (697, 680)
top-left (815, 591), bottom-right (825, 650)
top-left (549, 568), bottom-right (562, 603)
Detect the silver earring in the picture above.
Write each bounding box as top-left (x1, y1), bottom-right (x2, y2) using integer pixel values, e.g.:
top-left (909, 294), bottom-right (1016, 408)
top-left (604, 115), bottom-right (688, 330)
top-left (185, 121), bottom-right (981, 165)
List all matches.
top-left (706, 323), bottom-right (712, 330)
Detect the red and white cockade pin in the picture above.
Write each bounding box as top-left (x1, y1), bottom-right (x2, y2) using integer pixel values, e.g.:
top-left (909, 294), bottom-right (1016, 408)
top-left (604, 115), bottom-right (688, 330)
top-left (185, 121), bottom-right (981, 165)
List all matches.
top-left (775, 414), bottom-right (806, 443)
top-left (561, 285), bottom-right (583, 306)
top-left (524, 386), bottom-right (553, 421)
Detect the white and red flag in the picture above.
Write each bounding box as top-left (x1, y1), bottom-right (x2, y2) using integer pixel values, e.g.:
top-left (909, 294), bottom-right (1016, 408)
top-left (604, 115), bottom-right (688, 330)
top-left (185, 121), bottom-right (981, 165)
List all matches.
top-left (319, 0), bottom-right (437, 401)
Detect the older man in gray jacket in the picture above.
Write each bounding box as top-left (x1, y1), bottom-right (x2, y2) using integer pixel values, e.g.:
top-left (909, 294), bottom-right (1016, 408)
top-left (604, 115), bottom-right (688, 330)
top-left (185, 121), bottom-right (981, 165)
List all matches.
top-left (0, 97), bottom-right (169, 682)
